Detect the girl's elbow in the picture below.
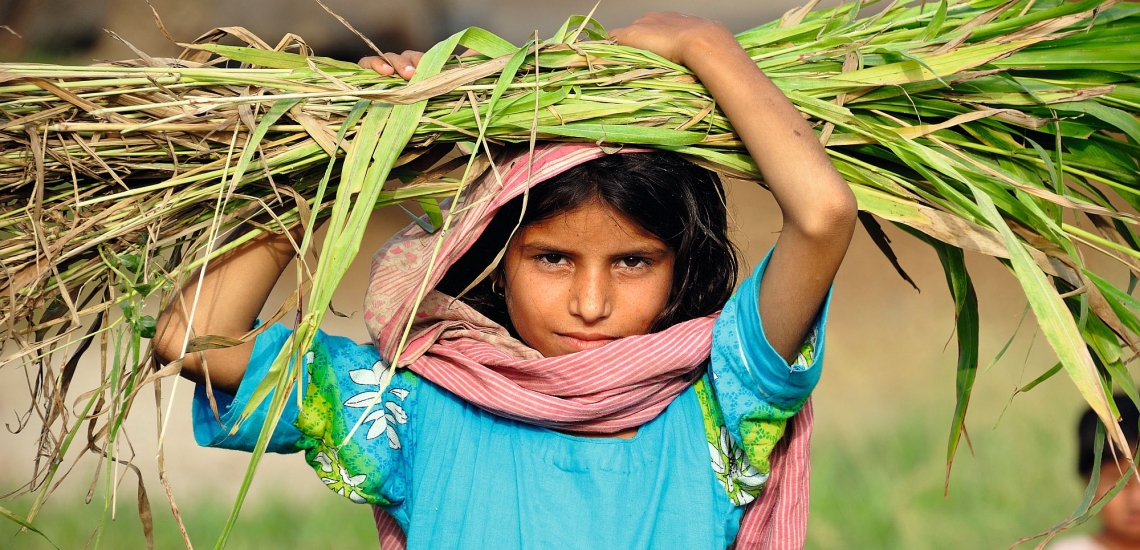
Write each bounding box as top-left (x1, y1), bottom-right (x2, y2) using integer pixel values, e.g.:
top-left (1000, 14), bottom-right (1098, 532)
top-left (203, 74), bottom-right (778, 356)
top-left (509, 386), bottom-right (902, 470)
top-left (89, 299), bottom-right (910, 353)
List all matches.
top-left (152, 315), bottom-right (181, 365)
top-left (802, 188), bottom-right (859, 243)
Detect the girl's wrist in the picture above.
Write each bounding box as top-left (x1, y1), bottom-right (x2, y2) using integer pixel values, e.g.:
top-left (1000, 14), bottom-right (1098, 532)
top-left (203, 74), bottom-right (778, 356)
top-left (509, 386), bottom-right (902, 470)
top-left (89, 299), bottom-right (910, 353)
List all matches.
top-left (680, 31), bottom-right (756, 80)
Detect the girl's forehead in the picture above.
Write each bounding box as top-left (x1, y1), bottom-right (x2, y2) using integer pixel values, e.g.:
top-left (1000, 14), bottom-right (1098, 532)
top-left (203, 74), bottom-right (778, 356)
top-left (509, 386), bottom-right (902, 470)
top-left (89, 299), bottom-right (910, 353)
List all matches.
top-left (518, 201), bottom-right (662, 244)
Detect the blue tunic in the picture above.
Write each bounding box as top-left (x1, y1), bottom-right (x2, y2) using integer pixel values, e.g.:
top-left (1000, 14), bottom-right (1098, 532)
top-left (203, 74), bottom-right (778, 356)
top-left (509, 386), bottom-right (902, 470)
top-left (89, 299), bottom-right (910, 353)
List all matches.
top-left (192, 250), bottom-right (829, 549)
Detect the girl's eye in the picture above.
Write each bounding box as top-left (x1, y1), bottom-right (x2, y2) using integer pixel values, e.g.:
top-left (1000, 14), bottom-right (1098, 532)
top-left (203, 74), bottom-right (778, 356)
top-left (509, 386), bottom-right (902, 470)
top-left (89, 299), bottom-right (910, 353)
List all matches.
top-left (536, 254), bottom-right (566, 265)
top-left (618, 256), bottom-right (649, 269)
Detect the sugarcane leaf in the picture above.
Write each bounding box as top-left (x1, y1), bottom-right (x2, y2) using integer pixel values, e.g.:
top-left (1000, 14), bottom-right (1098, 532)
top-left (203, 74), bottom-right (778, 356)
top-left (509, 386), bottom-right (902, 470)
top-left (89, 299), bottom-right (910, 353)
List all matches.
top-left (858, 212), bottom-right (919, 290)
top-left (485, 44), bottom-right (536, 124)
top-left (1024, 137), bottom-right (1061, 198)
top-left (936, 241), bottom-right (979, 487)
top-left (984, 302), bottom-right (1031, 375)
top-left (0, 504), bottom-right (60, 549)
top-left (217, 24), bottom-right (497, 550)
top-left (416, 198), bottom-right (444, 231)
top-left (1085, 270), bottom-right (1140, 337)
top-left (1083, 312), bottom-right (1123, 368)
top-left (1021, 362), bottom-right (1063, 393)
top-left (967, 180), bottom-right (1129, 457)
top-left (970, 0), bottom-right (1105, 41)
top-left (1052, 100), bottom-right (1140, 144)
top-left (829, 40), bottom-right (1036, 87)
top-left (534, 123), bottom-right (705, 145)
top-left (1100, 352), bottom-right (1140, 414)
top-left (224, 98), bottom-right (302, 192)
top-left (901, 226), bottom-right (980, 486)
top-left (450, 27), bottom-right (516, 58)
top-left (180, 43), bottom-right (360, 70)
top-left (549, 14), bottom-right (606, 44)
top-left (399, 204), bottom-right (435, 233)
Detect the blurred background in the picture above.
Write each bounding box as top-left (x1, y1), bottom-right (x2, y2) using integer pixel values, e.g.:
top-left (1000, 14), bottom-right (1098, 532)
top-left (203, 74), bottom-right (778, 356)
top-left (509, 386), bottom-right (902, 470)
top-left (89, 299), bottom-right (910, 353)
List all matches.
top-left (0, 0), bottom-right (1119, 548)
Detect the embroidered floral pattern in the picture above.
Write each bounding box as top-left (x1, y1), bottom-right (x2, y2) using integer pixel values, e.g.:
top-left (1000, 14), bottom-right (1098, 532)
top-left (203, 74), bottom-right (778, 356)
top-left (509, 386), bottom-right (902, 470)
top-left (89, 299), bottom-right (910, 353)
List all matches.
top-left (314, 446), bottom-right (369, 503)
top-left (693, 374), bottom-right (772, 506)
top-left (289, 332), bottom-right (418, 508)
top-left (344, 359), bottom-right (409, 449)
top-left (709, 426), bottom-right (767, 505)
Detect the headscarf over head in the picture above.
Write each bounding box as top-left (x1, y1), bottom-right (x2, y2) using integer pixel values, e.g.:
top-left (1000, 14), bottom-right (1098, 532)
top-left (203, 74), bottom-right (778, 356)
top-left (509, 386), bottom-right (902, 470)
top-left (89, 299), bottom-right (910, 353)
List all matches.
top-left (362, 142), bottom-right (813, 549)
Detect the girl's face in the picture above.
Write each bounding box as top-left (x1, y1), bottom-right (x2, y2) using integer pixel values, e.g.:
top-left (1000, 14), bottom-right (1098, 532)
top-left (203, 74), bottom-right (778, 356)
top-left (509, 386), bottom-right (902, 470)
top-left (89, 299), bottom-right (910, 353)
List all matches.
top-left (501, 199), bottom-right (675, 357)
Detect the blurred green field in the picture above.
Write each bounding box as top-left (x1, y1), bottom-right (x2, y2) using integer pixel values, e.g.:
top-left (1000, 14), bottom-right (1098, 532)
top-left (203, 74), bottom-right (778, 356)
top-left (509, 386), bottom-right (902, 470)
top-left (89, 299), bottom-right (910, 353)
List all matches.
top-left (0, 404), bottom-right (1094, 550)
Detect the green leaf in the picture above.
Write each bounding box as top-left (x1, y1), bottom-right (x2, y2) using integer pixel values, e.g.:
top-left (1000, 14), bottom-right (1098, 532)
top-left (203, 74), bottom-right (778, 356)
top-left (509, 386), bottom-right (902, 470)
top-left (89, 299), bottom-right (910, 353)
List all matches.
top-left (1053, 100), bottom-right (1140, 144)
top-left (906, 230), bottom-right (979, 487)
top-left (1020, 362), bottom-right (1063, 393)
top-left (1085, 270), bottom-right (1140, 337)
top-left (0, 505), bottom-right (60, 549)
top-left (919, 0), bottom-right (949, 42)
top-left (967, 180), bottom-right (1129, 457)
top-left (183, 43), bottom-right (360, 70)
top-left (534, 123), bottom-right (705, 145)
top-left (119, 253), bottom-right (141, 273)
top-left (416, 198), bottom-right (444, 230)
top-left (137, 315), bottom-right (157, 339)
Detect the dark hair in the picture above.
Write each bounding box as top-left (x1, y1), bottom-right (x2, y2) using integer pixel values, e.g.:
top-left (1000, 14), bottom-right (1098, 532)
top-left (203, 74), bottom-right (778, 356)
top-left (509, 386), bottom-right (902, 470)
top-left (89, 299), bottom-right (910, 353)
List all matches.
top-left (436, 150), bottom-right (740, 335)
top-left (1078, 392), bottom-right (1140, 477)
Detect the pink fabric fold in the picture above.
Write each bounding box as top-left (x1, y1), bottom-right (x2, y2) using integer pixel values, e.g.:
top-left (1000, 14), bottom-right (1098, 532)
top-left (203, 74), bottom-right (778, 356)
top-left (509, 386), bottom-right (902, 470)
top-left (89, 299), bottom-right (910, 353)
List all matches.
top-left (362, 142), bottom-right (812, 549)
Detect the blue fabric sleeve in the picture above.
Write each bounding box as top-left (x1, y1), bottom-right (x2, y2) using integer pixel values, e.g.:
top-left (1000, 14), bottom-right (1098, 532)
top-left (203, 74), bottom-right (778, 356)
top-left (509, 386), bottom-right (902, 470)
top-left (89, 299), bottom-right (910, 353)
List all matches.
top-left (191, 322), bottom-right (306, 453)
top-left (711, 246), bottom-right (830, 447)
top-left (191, 321), bottom-right (419, 510)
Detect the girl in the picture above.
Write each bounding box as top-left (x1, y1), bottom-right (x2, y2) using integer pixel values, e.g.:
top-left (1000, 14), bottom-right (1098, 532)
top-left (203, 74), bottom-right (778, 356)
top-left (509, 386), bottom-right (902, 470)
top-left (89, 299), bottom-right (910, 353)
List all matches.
top-left (155, 12), bottom-right (856, 549)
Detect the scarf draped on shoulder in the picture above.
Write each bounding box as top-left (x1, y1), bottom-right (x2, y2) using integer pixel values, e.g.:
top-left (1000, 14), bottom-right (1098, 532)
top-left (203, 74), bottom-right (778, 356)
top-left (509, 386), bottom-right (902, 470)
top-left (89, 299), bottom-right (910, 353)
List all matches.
top-left (361, 142), bottom-right (813, 549)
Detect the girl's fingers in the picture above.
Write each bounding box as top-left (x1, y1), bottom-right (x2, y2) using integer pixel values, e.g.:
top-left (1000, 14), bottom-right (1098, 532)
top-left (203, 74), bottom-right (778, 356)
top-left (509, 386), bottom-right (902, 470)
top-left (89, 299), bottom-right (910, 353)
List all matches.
top-left (404, 50), bottom-right (424, 68)
top-left (359, 55), bottom-right (396, 75)
top-left (386, 52), bottom-right (416, 80)
top-left (359, 51), bottom-right (425, 80)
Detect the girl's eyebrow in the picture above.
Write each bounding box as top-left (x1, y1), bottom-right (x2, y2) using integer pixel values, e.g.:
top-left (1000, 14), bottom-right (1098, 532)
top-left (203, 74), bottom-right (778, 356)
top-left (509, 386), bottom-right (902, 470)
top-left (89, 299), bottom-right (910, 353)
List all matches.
top-left (518, 241), bottom-right (671, 258)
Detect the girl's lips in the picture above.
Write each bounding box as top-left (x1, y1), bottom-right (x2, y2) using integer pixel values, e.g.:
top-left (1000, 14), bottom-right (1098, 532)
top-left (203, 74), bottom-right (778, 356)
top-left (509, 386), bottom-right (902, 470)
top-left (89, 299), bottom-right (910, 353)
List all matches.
top-left (557, 333), bottom-right (618, 351)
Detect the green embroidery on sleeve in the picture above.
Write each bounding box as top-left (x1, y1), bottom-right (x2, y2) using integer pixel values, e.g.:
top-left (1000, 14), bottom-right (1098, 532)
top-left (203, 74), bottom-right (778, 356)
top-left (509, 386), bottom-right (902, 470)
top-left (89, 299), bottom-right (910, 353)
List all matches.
top-left (791, 327), bottom-right (819, 370)
top-left (291, 342), bottom-right (398, 506)
top-left (738, 396), bottom-right (805, 477)
top-left (695, 375), bottom-right (767, 506)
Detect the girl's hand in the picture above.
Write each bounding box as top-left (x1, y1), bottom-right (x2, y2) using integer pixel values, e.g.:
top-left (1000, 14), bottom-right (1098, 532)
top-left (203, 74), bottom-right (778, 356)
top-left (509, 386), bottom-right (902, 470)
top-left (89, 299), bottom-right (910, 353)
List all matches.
top-left (359, 49), bottom-right (481, 80)
top-left (609, 12), bottom-right (738, 67)
top-left (616, 11), bottom-right (857, 363)
top-left (359, 50), bottom-right (424, 80)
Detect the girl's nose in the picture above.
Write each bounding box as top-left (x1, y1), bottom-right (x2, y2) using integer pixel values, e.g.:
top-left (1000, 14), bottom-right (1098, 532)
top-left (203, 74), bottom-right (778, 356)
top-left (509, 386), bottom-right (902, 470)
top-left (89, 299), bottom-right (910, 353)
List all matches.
top-left (569, 269), bottom-right (612, 323)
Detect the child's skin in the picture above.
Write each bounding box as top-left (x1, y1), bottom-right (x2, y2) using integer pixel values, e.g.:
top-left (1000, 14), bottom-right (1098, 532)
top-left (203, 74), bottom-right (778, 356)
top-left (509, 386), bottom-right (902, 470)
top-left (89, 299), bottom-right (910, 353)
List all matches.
top-left (155, 12), bottom-right (857, 419)
top-left (1091, 458), bottom-right (1140, 549)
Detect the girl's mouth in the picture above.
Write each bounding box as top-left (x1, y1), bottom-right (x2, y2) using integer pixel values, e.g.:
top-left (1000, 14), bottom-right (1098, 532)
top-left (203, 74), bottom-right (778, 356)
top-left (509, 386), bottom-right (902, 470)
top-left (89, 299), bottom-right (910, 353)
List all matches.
top-left (557, 332), bottom-right (618, 351)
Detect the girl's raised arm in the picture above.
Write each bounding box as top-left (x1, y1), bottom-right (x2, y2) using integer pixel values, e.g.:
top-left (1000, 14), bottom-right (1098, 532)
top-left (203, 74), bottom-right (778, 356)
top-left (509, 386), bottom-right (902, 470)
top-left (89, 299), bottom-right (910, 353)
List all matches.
top-left (611, 13), bottom-right (858, 361)
top-left (153, 222), bottom-right (303, 393)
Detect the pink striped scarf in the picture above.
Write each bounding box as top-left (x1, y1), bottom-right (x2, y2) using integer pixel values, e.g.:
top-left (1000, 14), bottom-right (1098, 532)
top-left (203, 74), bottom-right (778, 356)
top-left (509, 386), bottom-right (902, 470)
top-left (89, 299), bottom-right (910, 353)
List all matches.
top-left (362, 142), bottom-right (813, 549)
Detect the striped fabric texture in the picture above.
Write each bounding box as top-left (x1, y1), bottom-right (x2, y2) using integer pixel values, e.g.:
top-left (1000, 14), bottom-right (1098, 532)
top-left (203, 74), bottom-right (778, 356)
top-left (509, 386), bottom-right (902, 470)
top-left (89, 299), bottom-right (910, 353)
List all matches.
top-left (362, 143), bottom-right (812, 549)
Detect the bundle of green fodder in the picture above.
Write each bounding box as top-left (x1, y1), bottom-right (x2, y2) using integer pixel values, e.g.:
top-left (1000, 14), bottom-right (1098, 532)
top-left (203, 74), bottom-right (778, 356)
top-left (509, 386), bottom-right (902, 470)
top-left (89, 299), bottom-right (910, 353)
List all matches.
top-left (1, 0), bottom-right (1139, 545)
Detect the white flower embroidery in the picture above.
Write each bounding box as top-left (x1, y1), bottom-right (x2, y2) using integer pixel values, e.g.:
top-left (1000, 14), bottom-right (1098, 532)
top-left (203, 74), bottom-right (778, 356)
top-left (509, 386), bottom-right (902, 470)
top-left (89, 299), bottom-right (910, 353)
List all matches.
top-left (709, 426), bottom-right (767, 506)
top-left (339, 464), bottom-right (369, 504)
top-left (344, 359), bottom-right (409, 448)
top-left (313, 447), bottom-right (369, 504)
top-left (314, 451), bottom-right (334, 473)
